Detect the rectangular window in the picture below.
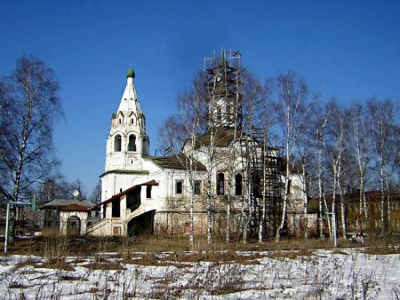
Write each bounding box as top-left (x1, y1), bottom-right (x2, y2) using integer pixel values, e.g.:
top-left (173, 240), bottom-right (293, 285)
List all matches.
top-left (217, 173), bottom-right (225, 195)
top-left (146, 185), bottom-right (152, 198)
top-left (194, 181), bottom-right (201, 195)
top-left (176, 180), bottom-right (183, 194)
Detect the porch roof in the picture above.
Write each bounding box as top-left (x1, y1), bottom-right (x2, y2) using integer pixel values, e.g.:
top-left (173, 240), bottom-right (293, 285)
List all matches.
top-left (92, 179), bottom-right (159, 209)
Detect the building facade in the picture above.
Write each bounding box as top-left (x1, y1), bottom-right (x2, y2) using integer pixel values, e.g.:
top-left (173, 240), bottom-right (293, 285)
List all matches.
top-left (59, 52), bottom-right (307, 239)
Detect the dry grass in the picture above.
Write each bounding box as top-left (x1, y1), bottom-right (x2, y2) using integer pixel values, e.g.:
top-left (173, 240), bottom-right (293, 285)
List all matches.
top-left (1, 231), bottom-right (399, 267)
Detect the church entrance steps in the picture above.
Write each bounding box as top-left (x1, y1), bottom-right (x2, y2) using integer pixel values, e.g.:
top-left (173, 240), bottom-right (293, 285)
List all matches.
top-left (86, 218), bottom-right (108, 234)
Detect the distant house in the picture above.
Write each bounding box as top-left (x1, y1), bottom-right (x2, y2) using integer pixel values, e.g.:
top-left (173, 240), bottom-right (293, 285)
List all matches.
top-left (41, 199), bottom-right (99, 235)
top-left (308, 190), bottom-right (400, 235)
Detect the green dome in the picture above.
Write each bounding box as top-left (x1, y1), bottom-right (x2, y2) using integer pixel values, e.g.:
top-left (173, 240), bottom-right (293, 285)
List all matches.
top-left (126, 68), bottom-right (135, 79)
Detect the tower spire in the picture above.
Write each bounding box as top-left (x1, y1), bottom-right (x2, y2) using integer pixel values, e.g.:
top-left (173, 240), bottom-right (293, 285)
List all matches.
top-left (104, 67), bottom-right (150, 173)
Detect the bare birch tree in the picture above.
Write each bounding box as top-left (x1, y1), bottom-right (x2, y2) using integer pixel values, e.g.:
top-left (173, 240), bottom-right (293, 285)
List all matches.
top-left (159, 79), bottom-right (207, 246)
top-left (346, 101), bottom-right (371, 227)
top-left (254, 78), bottom-right (274, 242)
top-left (296, 95), bottom-right (319, 238)
top-left (309, 101), bottom-right (331, 239)
top-left (367, 99), bottom-right (398, 238)
top-left (273, 71), bottom-right (309, 242)
top-left (0, 55), bottom-right (64, 244)
top-left (324, 100), bottom-right (348, 239)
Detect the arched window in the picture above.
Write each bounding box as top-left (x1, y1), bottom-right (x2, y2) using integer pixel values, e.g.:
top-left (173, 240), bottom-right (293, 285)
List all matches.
top-left (235, 174), bottom-right (242, 196)
top-left (127, 134), bottom-right (136, 151)
top-left (114, 135), bottom-right (122, 152)
top-left (217, 173), bottom-right (224, 195)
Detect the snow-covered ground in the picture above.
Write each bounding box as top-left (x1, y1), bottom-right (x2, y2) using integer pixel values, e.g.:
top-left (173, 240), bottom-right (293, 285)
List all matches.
top-left (0, 248), bottom-right (399, 299)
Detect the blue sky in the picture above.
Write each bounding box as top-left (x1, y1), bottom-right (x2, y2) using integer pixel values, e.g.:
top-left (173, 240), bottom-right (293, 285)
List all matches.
top-left (1, 1), bottom-right (399, 196)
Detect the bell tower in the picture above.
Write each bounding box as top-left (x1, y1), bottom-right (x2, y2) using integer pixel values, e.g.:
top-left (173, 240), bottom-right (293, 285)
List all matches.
top-left (105, 68), bottom-right (150, 172)
top-left (101, 68), bottom-right (151, 200)
top-left (204, 49), bottom-right (243, 130)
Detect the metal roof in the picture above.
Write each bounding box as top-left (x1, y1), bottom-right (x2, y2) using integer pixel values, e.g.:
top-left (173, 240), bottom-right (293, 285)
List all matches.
top-left (41, 199), bottom-right (95, 210)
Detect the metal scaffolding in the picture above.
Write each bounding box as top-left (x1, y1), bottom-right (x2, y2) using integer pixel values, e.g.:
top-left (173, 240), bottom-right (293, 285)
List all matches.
top-left (204, 49), bottom-right (282, 240)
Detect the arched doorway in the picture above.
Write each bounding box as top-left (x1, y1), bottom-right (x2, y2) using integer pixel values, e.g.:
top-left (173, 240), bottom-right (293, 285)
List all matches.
top-left (128, 210), bottom-right (155, 237)
top-left (67, 216), bottom-right (81, 235)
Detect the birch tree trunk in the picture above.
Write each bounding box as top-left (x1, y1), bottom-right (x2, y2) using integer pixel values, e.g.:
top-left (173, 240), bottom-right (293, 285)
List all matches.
top-left (302, 160), bottom-right (308, 239)
top-left (338, 175), bottom-right (347, 238)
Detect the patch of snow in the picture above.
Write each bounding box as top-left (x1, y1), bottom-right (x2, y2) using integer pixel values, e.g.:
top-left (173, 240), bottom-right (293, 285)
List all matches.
top-left (0, 249), bottom-right (398, 299)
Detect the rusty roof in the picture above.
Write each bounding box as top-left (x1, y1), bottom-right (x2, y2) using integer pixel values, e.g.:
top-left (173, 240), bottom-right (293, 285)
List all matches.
top-left (61, 204), bottom-right (92, 212)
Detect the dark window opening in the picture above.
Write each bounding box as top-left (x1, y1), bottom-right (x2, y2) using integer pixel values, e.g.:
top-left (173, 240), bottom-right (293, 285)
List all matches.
top-left (127, 188), bottom-right (141, 211)
top-left (112, 201), bottom-right (120, 218)
top-left (217, 173), bottom-right (224, 195)
top-left (253, 174), bottom-right (261, 198)
top-left (114, 135), bottom-right (122, 152)
top-left (128, 134), bottom-right (137, 151)
top-left (176, 181), bottom-right (183, 194)
top-left (235, 174), bottom-right (242, 196)
top-left (146, 185), bottom-right (152, 198)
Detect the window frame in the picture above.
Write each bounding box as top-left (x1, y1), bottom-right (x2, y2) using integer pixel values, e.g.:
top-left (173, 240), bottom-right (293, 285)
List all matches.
top-left (193, 180), bottom-right (201, 195)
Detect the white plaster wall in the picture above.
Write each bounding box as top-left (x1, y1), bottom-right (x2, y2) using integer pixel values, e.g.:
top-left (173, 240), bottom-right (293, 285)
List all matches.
top-left (59, 211), bottom-right (88, 235)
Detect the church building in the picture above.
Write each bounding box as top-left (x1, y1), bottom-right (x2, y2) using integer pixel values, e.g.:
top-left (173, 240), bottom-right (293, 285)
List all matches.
top-left (60, 51), bottom-right (307, 239)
